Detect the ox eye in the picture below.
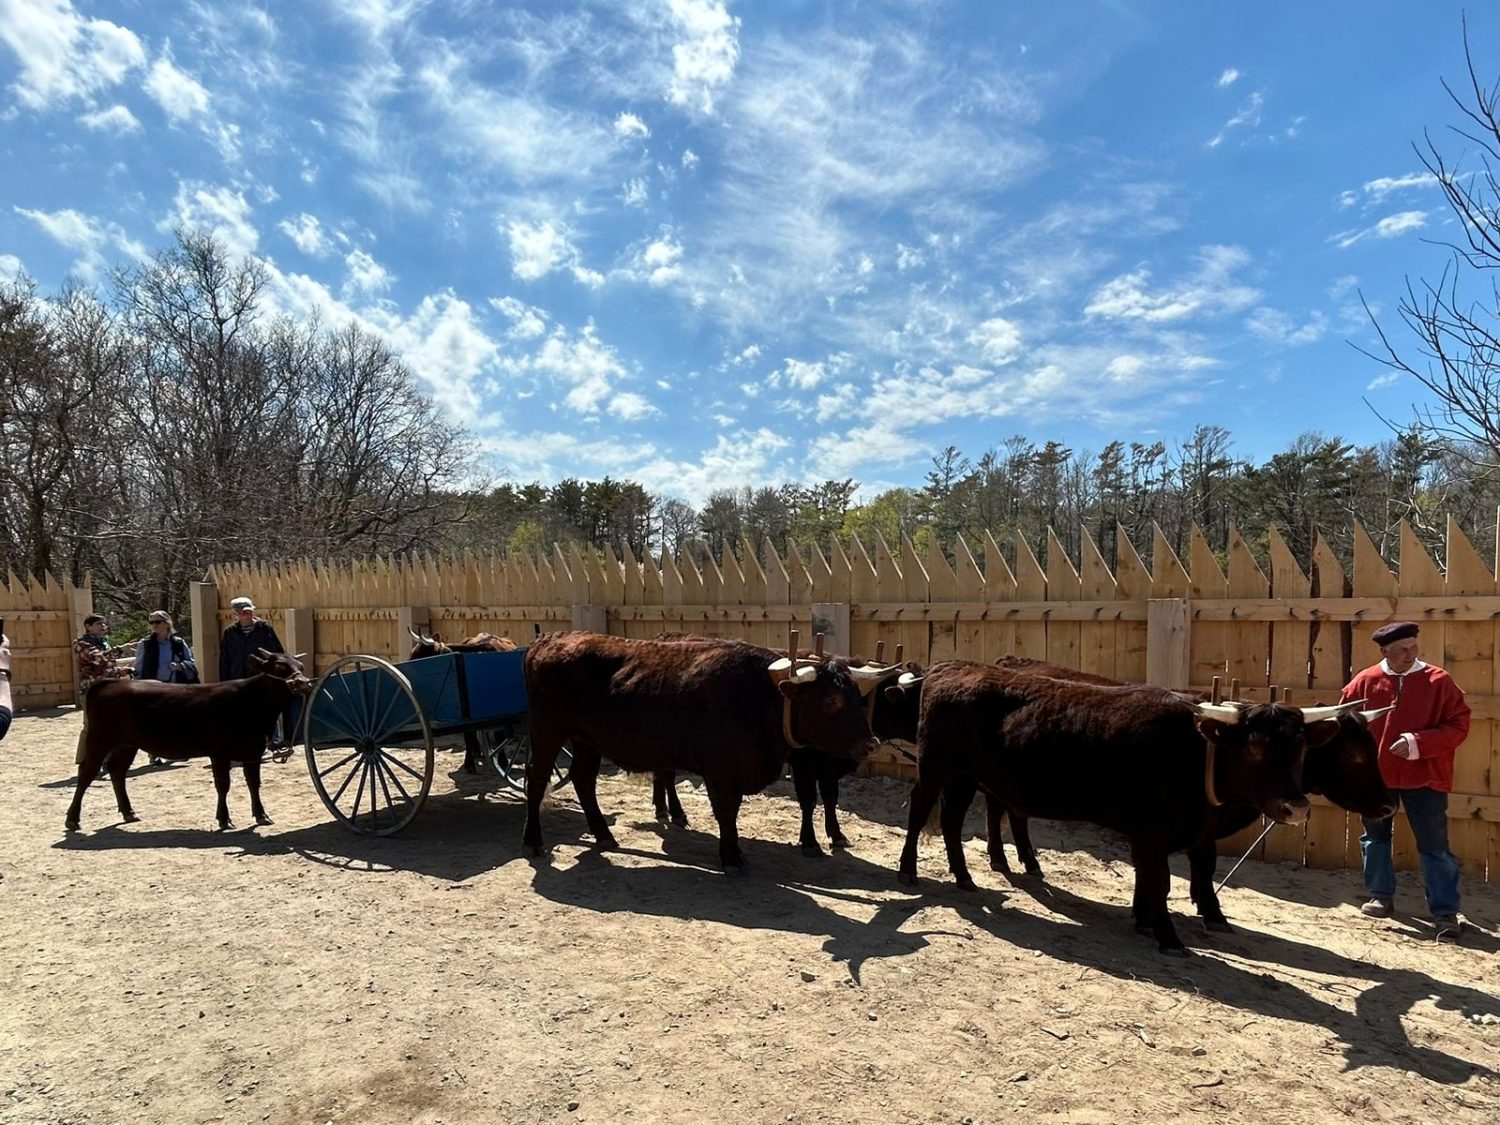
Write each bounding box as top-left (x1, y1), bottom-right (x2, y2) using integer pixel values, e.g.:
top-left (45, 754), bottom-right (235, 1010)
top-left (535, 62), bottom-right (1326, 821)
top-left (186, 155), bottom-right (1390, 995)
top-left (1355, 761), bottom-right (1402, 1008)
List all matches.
top-left (822, 694), bottom-right (845, 714)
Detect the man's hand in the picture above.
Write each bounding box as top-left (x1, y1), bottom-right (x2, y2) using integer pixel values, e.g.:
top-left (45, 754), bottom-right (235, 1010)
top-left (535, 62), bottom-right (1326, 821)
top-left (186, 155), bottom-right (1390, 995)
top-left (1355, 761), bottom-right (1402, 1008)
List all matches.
top-left (1389, 734), bottom-right (1416, 759)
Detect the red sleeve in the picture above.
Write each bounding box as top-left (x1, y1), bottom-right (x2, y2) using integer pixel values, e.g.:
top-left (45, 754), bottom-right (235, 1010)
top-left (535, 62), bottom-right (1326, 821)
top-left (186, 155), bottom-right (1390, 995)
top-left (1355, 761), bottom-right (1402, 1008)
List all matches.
top-left (1412, 673), bottom-right (1470, 764)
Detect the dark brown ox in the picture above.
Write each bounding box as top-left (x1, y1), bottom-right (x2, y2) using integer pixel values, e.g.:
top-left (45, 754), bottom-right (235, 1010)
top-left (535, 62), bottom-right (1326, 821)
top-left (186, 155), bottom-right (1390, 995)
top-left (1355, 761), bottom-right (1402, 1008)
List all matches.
top-left (650, 633), bottom-right (912, 854)
top-left (407, 629), bottom-right (518, 772)
top-left (521, 632), bottom-right (881, 870)
top-left (889, 660), bottom-right (1341, 952)
top-left (66, 650), bottom-right (314, 833)
top-left (986, 656), bottom-right (1395, 932)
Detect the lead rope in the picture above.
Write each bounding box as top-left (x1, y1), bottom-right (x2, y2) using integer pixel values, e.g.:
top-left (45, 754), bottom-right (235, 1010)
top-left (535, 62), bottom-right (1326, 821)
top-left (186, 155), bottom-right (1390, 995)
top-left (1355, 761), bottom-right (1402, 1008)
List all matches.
top-left (1215, 819), bottom-right (1277, 894)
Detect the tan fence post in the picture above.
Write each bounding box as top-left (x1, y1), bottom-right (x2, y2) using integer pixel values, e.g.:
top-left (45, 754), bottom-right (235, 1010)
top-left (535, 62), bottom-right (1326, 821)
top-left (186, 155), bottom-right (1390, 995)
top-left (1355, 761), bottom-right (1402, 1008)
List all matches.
top-left (396, 606), bottom-right (430, 654)
top-left (1146, 597), bottom-right (1190, 689)
top-left (190, 581), bottom-right (219, 683)
top-left (571, 605), bottom-right (608, 634)
top-left (283, 607), bottom-right (316, 674)
top-left (810, 602), bottom-right (851, 657)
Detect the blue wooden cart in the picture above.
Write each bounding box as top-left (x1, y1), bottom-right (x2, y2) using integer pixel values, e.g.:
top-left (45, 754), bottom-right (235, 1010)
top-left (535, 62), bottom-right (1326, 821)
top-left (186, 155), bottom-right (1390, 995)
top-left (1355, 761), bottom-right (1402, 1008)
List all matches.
top-left (296, 648), bottom-right (570, 835)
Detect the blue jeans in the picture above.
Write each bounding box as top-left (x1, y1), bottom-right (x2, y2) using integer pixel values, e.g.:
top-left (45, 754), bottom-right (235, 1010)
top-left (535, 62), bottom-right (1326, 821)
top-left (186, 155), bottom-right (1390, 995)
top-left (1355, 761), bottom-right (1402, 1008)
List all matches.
top-left (1360, 788), bottom-right (1461, 916)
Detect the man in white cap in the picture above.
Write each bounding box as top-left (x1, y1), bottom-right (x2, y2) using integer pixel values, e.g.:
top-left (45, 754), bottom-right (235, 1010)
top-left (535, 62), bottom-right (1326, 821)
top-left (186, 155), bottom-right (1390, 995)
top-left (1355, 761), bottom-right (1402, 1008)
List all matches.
top-left (221, 596), bottom-right (290, 752)
top-left (1340, 621), bottom-right (1470, 939)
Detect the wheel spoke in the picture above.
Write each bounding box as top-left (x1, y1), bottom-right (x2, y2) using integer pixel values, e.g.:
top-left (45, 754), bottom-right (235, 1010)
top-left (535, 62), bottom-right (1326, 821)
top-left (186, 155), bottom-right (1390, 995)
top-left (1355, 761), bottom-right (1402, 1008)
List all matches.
top-left (349, 757), bottom-right (371, 822)
top-left (368, 679), bottom-right (409, 742)
top-left (329, 755), bottom-right (365, 806)
top-left (316, 749), bottom-right (361, 781)
top-left (374, 751), bottom-right (413, 806)
top-left (385, 753), bottom-right (427, 783)
top-left (352, 661), bottom-right (374, 742)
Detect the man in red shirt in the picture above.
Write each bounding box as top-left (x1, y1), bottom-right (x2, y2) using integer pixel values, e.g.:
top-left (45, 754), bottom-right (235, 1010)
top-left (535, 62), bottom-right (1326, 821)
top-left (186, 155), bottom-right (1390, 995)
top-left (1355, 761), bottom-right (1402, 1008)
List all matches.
top-left (1340, 621), bottom-right (1469, 940)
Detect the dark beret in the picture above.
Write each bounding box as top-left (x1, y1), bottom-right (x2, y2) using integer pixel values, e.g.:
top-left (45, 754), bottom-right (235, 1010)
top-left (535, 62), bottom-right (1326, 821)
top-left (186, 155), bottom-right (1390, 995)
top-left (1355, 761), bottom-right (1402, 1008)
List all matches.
top-left (1371, 621), bottom-right (1419, 646)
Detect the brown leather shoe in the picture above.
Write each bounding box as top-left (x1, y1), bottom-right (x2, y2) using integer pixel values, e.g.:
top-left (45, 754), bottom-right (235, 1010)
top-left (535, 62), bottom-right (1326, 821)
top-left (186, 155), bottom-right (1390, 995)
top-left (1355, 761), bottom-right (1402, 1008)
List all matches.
top-left (1360, 897), bottom-right (1394, 918)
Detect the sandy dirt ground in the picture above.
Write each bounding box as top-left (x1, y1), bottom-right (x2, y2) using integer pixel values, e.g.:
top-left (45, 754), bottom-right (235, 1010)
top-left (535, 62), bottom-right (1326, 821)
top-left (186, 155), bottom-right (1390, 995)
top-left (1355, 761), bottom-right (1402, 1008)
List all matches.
top-left (1, 707), bottom-right (1497, 1125)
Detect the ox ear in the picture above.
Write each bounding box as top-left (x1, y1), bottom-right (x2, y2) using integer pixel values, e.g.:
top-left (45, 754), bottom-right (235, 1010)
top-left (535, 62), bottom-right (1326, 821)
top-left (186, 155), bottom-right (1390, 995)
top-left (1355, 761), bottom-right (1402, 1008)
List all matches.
top-left (777, 679), bottom-right (798, 700)
top-left (1194, 717), bottom-right (1231, 743)
top-left (882, 683), bottom-right (906, 704)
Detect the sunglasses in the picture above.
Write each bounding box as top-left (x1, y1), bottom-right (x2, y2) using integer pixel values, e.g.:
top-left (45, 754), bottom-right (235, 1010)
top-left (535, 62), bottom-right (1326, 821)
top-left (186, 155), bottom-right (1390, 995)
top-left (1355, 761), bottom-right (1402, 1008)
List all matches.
top-left (237, 608), bottom-right (255, 614)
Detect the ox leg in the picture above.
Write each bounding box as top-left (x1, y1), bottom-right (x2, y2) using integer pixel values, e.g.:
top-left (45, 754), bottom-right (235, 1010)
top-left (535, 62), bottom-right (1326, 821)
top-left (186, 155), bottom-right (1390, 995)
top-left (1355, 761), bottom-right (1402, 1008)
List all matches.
top-left (243, 755), bottom-right (273, 826)
top-left (1187, 839), bottom-right (1231, 932)
top-left (1130, 837), bottom-right (1185, 954)
top-left (569, 743), bottom-right (617, 850)
top-left (664, 777), bottom-right (688, 828)
top-left (1010, 813), bottom-right (1044, 878)
top-left (107, 749), bottom-right (140, 823)
top-left (897, 768), bottom-right (949, 886)
top-left (791, 757), bottom-right (823, 856)
top-left (940, 775), bottom-right (980, 891)
top-left (820, 772), bottom-right (849, 850)
top-left (65, 750), bottom-right (107, 832)
top-left (653, 771), bottom-right (688, 827)
top-left (210, 756), bottom-right (235, 830)
top-left (521, 724), bottom-right (565, 858)
top-left (983, 795), bottom-right (1013, 874)
top-left (461, 731), bottom-right (481, 775)
top-left (705, 781), bottom-right (746, 871)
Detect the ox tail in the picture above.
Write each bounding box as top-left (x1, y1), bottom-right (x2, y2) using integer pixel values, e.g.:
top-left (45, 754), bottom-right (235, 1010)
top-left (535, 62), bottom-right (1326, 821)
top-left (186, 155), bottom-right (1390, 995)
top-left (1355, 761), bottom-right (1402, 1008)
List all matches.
top-left (920, 793), bottom-right (944, 838)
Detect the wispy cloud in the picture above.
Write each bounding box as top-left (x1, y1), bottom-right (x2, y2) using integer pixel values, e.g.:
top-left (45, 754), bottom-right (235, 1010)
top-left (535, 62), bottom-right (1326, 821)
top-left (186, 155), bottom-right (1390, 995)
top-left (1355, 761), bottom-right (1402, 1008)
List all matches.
top-left (1216, 68), bottom-right (1240, 88)
top-left (0, 0), bottom-right (145, 110)
top-left (143, 50), bottom-right (211, 122)
top-left (1339, 170), bottom-right (1432, 209)
top-left (14, 204), bottom-right (147, 279)
top-left (279, 213), bottom-right (333, 257)
top-left (160, 181), bottom-right (259, 258)
top-left (664, 0), bottom-right (741, 115)
top-left (1207, 90), bottom-right (1263, 148)
top-left (1245, 307), bottom-right (1328, 346)
top-left (504, 218), bottom-right (604, 287)
top-left (1332, 210), bottom-right (1427, 250)
top-left (77, 103), bottom-right (140, 134)
top-left (1085, 245), bottom-right (1260, 324)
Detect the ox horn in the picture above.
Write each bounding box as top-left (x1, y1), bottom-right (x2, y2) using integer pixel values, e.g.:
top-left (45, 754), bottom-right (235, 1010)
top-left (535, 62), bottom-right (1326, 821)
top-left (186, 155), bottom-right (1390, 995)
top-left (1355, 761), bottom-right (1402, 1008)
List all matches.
top-left (1192, 701), bottom-right (1244, 724)
top-left (848, 663), bottom-right (900, 696)
top-left (768, 657), bottom-right (817, 684)
top-left (409, 628), bottom-right (424, 642)
top-left (896, 671), bottom-right (924, 688)
top-left (1358, 703), bottom-right (1396, 723)
top-left (1297, 700), bottom-right (1364, 723)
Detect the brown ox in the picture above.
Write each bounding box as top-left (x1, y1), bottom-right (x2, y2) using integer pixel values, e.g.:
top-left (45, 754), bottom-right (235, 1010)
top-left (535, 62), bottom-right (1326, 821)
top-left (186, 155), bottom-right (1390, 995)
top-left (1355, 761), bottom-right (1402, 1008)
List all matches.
top-left (889, 660), bottom-right (1345, 952)
top-left (65, 650), bottom-right (313, 833)
top-left (522, 632), bottom-right (881, 870)
top-left (407, 629), bottom-right (518, 772)
top-left (986, 655), bottom-right (1394, 933)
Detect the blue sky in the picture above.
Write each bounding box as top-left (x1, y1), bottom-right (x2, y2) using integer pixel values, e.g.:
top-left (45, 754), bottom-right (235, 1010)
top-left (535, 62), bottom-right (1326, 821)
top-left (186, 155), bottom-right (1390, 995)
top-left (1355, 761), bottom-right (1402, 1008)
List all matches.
top-left (1, 1), bottom-right (1493, 504)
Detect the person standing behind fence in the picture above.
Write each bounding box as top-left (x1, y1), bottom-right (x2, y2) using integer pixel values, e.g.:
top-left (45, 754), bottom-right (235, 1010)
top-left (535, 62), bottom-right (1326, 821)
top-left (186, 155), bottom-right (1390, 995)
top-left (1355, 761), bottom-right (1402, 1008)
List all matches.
top-left (1339, 621), bottom-right (1470, 941)
top-left (220, 596), bottom-right (291, 752)
top-left (73, 613), bottom-right (135, 765)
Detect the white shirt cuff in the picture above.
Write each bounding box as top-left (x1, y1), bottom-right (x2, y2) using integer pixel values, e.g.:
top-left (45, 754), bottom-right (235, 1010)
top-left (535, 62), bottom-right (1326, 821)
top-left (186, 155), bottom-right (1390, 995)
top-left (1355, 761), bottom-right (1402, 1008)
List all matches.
top-left (1400, 732), bottom-right (1419, 760)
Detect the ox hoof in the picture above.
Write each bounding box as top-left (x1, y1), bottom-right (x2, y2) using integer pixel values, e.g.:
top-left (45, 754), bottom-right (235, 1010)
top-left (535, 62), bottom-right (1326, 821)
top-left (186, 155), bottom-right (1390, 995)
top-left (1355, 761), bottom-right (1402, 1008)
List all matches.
top-left (670, 815), bottom-right (689, 829)
top-left (987, 857), bottom-right (1012, 874)
top-left (1160, 946), bottom-right (1190, 957)
top-left (954, 876), bottom-right (979, 893)
top-left (722, 863), bottom-right (748, 877)
top-left (255, 814), bottom-right (274, 827)
top-left (801, 842), bottom-right (825, 858)
top-left (829, 835), bottom-right (851, 850)
top-left (1023, 864), bottom-right (1045, 879)
top-left (64, 819), bottom-right (80, 833)
top-left (655, 810), bottom-right (671, 824)
top-left (1203, 919), bottom-right (1233, 934)
top-left (897, 869), bottom-right (918, 887)
top-left (218, 820), bottom-right (235, 832)
top-left (592, 832), bottom-right (619, 850)
top-left (122, 812), bottom-right (141, 824)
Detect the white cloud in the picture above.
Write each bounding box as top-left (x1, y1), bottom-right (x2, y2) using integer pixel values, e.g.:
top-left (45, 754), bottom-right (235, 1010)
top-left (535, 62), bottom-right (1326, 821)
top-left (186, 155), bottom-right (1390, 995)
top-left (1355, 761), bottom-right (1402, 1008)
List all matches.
top-left (896, 243), bottom-right (925, 270)
top-left (345, 248), bottom-right (393, 295)
top-left (631, 428), bottom-right (792, 504)
top-left (490, 296), bottom-right (548, 339)
top-left (1216, 68), bottom-right (1240, 88)
top-left (970, 317), bottom-right (1021, 365)
top-left (1362, 171), bottom-right (1429, 202)
top-left (1332, 210), bottom-right (1427, 250)
top-left (369, 291), bottom-right (498, 418)
top-left (778, 358), bottom-right (826, 390)
top-left (640, 236), bottom-right (683, 286)
top-left (614, 111), bottom-right (649, 139)
top-left (621, 178), bottom-right (649, 207)
top-left (279, 213), bottom-right (332, 257)
top-left (1367, 372), bottom-right (1401, 391)
top-left (1245, 307), bottom-right (1328, 346)
top-left (14, 204), bottom-right (146, 280)
top-left (1206, 90), bottom-right (1263, 149)
top-left (77, 103), bottom-right (140, 134)
top-left (0, 0), bottom-right (145, 110)
top-left (161, 182), bottom-right (258, 258)
top-left (681, 148), bottom-right (699, 169)
top-left (503, 321), bottom-right (649, 420)
top-left (665, 0), bottom-right (741, 114)
top-left (143, 52), bottom-right (211, 122)
top-left (504, 218), bottom-right (603, 287)
top-left (1085, 245), bottom-right (1260, 323)
top-left (0, 252), bottom-right (23, 278)
top-left (609, 392), bottom-right (658, 421)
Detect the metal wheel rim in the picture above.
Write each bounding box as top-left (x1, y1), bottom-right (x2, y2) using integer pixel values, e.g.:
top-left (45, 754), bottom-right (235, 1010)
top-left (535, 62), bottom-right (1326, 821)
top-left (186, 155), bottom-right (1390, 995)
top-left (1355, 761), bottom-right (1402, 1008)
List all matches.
top-left (486, 731), bottom-right (572, 793)
top-left (301, 654), bottom-right (434, 835)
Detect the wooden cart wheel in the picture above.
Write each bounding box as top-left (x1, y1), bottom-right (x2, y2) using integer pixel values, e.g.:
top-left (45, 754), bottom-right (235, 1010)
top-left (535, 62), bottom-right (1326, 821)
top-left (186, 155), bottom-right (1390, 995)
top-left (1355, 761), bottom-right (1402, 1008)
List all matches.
top-left (301, 655), bottom-right (434, 835)
top-left (484, 728), bottom-right (573, 794)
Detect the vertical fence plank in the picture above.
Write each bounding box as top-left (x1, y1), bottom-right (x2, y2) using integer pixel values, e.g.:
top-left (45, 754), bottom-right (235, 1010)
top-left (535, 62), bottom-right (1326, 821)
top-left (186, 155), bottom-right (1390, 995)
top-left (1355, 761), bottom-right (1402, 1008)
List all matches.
top-left (982, 531), bottom-right (1018, 664)
top-left (1189, 525), bottom-right (1230, 692)
top-left (953, 535), bottom-right (986, 666)
top-left (1012, 533), bottom-right (1047, 660)
top-left (1114, 528), bottom-right (1151, 682)
top-left (1045, 528), bottom-right (1081, 672)
top-left (1077, 528), bottom-right (1118, 680)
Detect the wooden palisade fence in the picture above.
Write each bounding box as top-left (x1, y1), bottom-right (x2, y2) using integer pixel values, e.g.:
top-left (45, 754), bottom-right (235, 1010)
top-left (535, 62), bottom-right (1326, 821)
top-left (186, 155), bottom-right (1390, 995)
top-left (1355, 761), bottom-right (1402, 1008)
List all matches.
top-left (203, 517), bottom-right (1500, 883)
top-left (0, 569), bottom-right (92, 708)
